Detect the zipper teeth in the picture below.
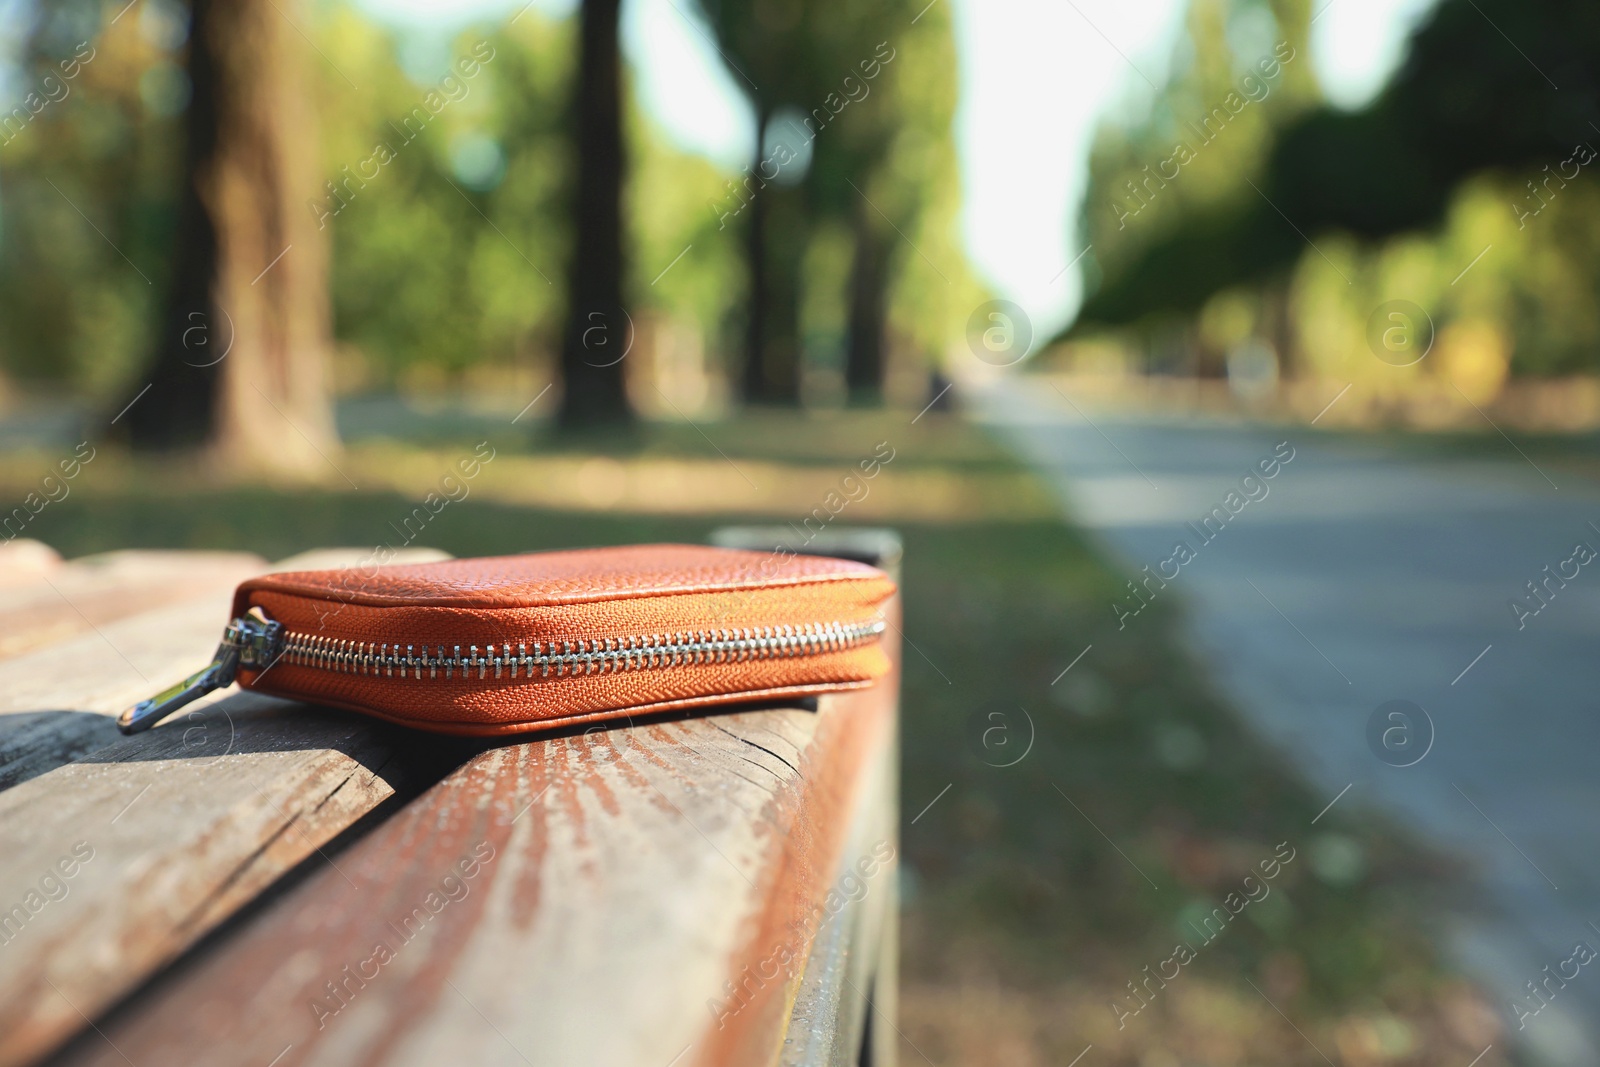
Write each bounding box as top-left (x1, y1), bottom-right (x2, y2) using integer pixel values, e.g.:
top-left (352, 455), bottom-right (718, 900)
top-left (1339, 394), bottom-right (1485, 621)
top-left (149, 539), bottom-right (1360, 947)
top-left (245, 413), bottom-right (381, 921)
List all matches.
top-left (277, 619), bottom-right (887, 681)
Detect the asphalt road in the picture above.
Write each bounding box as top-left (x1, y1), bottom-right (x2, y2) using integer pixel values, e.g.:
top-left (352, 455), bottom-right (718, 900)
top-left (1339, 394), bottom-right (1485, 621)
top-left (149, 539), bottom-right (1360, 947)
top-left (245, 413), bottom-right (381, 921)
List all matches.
top-left (983, 380), bottom-right (1600, 1064)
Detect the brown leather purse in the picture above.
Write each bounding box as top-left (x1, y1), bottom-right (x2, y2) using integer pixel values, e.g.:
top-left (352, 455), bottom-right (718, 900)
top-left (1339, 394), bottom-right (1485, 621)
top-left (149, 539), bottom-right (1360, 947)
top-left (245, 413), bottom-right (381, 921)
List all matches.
top-left (119, 544), bottom-right (896, 736)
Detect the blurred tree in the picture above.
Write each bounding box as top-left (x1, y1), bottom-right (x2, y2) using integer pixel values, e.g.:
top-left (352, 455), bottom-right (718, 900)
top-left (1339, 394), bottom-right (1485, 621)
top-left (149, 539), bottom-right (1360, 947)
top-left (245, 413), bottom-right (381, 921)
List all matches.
top-left (625, 112), bottom-right (744, 414)
top-left (557, 0), bottom-right (631, 426)
top-left (128, 0), bottom-right (220, 448)
top-left (694, 0), bottom-right (815, 405)
top-left (0, 4), bottom-right (579, 427)
top-left (842, 199), bottom-right (891, 400)
top-left (697, 0), bottom-right (968, 406)
top-left (1074, 0), bottom-right (1600, 331)
top-left (801, 7), bottom-right (901, 405)
top-left (322, 12), bottom-right (731, 413)
top-left (317, 15), bottom-right (567, 392)
top-left (1072, 0), bottom-right (1316, 369)
top-left (1279, 170), bottom-right (1600, 389)
top-left (0, 0), bottom-right (177, 404)
top-left (0, 0), bottom-right (970, 427)
top-left (120, 0), bottom-right (338, 473)
top-left (746, 176), bottom-right (807, 403)
top-left (807, 1), bottom-right (961, 403)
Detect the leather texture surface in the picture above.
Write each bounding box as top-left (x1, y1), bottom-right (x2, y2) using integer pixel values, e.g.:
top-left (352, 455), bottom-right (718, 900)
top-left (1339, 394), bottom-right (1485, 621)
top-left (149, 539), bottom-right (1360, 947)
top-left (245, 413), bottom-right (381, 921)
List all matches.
top-left (232, 544), bottom-right (896, 735)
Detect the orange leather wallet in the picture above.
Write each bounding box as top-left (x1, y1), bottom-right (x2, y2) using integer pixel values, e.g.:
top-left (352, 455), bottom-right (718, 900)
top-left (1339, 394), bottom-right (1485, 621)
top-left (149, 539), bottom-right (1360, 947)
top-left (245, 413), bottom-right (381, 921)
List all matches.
top-left (118, 544), bottom-right (896, 737)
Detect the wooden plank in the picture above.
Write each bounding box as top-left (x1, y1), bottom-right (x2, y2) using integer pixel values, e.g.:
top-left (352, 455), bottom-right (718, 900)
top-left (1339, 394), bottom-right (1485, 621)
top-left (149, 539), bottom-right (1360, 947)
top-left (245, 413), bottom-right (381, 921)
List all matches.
top-left (710, 526), bottom-right (904, 576)
top-left (0, 695), bottom-right (467, 1067)
top-left (47, 613), bottom-right (902, 1067)
top-left (0, 548), bottom-right (449, 793)
top-left (714, 525), bottom-right (903, 1067)
top-left (0, 549), bottom-right (459, 1067)
top-left (0, 545), bottom-right (263, 788)
top-left (0, 540), bottom-right (62, 585)
top-left (778, 703), bottom-right (899, 1067)
top-left (0, 547), bottom-right (447, 718)
top-left (0, 550), bottom-right (267, 662)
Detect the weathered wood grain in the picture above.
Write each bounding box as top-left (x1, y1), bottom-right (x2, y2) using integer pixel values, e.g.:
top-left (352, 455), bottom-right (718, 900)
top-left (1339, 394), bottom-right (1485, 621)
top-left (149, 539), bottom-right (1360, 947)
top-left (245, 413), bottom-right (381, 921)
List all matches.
top-left (715, 524), bottom-right (904, 1067)
top-left (0, 547), bottom-right (449, 719)
top-left (47, 625), bottom-right (901, 1067)
top-left (0, 581), bottom-right (259, 797)
top-left (0, 693), bottom-right (465, 1067)
top-left (0, 550), bottom-right (266, 662)
top-left (0, 548), bottom-right (449, 792)
top-left (779, 707), bottom-right (899, 1067)
top-left (0, 548), bottom-right (461, 1067)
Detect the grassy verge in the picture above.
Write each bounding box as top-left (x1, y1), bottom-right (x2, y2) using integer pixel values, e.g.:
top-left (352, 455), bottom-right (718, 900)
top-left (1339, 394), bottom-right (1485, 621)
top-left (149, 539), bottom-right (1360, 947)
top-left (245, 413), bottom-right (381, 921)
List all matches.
top-left (894, 516), bottom-right (1500, 1066)
top-left (10, 412), bottom-right (1504, 1065)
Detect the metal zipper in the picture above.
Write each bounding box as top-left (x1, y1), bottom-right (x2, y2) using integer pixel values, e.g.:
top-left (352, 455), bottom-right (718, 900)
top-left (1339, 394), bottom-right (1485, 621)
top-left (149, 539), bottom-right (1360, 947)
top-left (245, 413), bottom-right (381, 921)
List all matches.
top-left (118, 605), bottom-right (886, 735)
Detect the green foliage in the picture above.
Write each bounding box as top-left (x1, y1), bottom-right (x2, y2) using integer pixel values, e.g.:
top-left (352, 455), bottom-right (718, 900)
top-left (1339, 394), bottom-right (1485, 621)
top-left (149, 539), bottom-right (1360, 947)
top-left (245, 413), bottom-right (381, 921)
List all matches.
top-left (872, 4), bottom-right (982, 364)
top-left (625, 111), bottom-right (744, 360)
top-left (314, 11), bottom-right (572, 387)
top-left (695, 0), bottom-right (976, 380)
top-left (0, 2), bottom-right (760, 403)
top-left (1286, 175), bottom-right (1600, 384)
top-left (1071, 0), bottom-right (1600, 387)
top-left (0, 0), bottom-right (182, 397)
top-left (1078, 0), bottom-right (1316, 320)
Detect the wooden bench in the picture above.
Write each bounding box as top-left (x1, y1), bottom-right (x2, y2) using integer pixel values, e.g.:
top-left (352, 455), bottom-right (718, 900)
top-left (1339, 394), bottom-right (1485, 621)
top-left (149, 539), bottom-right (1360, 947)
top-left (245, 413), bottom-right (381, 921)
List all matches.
top-left (0, 532), bottom-right (901, 1067)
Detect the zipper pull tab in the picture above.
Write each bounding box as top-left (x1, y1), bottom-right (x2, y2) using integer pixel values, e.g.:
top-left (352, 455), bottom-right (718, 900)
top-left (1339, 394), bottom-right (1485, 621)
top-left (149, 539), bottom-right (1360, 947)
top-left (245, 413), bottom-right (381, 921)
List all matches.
top-left (117, 607), bottom-right (283, 735)
top-left (116, 649), bottom-right (239, 734)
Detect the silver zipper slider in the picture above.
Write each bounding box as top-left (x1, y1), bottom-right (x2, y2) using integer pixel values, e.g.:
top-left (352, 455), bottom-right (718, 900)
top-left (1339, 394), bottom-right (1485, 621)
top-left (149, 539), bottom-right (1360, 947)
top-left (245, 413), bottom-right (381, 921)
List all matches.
top-left (117, 607), bottom-right (283, 735)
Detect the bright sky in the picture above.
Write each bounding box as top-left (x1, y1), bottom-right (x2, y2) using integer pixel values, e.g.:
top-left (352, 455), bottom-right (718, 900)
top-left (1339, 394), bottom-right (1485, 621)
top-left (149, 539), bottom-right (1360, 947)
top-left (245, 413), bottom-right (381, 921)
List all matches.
top-left (361, 0), bottom-right (1442, 338)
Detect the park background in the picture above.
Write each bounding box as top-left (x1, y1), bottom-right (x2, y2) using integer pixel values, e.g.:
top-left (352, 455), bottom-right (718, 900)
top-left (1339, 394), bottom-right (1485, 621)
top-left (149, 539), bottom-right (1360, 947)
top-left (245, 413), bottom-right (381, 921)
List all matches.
top-left (3, 0), bottom-right (1597, 1063)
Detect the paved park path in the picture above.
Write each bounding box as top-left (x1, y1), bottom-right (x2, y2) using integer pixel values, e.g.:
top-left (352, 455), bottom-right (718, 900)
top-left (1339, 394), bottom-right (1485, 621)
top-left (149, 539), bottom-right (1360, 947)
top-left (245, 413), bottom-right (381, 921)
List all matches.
top-left (982, 379), bottom-right (1600, 1063)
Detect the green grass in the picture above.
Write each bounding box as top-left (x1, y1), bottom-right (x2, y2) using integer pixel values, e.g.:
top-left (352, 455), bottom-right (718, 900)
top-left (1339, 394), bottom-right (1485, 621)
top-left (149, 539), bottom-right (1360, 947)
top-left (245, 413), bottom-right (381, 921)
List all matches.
top-left (336, 394), bottom-right (1022, 471)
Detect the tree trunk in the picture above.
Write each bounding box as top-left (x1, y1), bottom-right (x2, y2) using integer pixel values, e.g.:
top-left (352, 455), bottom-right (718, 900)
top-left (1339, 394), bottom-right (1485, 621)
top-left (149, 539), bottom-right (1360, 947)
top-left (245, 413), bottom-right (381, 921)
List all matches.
top-left (1264, 280), bottom-right (1295, 379)
top-left (121, 5), bottom-right (220, 451)
top-left (741, 126), bottom-right (802, 408)
top-left (844, 204), bottom-right (890, 405)
top-left (123, 0), bottom-right (337, 473)
top-left (761, 185), bottom-right (803, 405)
top-left (558, 0), bottom-right (632, 428)
top-left (741, 110), bottom-right (769, 405)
